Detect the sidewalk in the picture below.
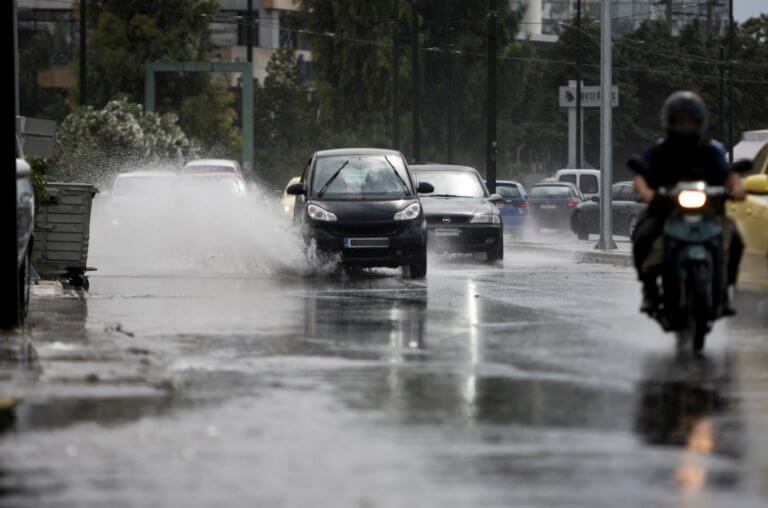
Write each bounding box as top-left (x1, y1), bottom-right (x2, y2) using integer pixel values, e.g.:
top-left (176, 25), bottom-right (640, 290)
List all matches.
top-left (506, 237), bottom-right (633, 267)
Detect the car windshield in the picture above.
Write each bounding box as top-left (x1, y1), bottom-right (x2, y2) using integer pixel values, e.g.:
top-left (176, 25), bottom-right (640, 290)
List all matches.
top-left (530, 185), bottom-right (572, 198)
top-left (415, 171), bottom-right (485, 198)
top-left (496, 184), bottom-right (522, 198)
top-left (311, 155), bottom-right (412, 198)
top-left (113, 175), bottom-right (173, 197)
top-left (176, 175), bottom-right (245, 195)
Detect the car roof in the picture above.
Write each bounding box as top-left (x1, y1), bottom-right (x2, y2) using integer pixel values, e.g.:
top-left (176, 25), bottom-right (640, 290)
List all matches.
top-left (532, 181), bottom-right (577, 187)
top-left (555, 168), bottom-right (600, 174)
top-left (495, 180), bottom-right (522, 184)
top-left (410, 164), bottom-right (480, 173)
top-left (177, 172), bottom-right (244, 179)
top-left (116, 170), bottom-right (176, 178)
top-left (184, 159), bottom-right (239, 167)
top-left (314, 148), bottom-right (403, 157)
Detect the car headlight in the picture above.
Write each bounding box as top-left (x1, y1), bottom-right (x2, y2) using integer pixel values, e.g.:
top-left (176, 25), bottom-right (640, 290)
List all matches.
top-left (394, 202), bottom-right (421, 221)
top-left (307, 204), bottom-right (337, 221)
top-left (469, 213), bottom-right (500, 224)
top-left (678, 190), bottom-right (707, 209)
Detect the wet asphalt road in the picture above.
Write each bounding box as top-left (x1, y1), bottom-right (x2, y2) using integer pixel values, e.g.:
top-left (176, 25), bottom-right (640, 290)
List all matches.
top-left (1, 249), bottom-right (767, 508)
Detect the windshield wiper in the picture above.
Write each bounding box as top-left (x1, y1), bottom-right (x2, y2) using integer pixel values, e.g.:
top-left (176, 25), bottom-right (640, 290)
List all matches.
top-left (317, 160), bottom-right (349, 198)
top-left (426, 193), bottom-right (468, 198)
top-left (384, 156), bottom-right (411, 196)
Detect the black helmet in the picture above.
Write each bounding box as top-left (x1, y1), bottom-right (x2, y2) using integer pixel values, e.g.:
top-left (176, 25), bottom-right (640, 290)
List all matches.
top-left (661, 91), bottom-right (707, 135)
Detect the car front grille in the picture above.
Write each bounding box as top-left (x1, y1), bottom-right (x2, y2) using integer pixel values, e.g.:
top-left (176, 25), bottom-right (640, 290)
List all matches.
top-left (325, 222), bottom-right (406, 237)
top-left (425, 215), bottom-right (470, 226)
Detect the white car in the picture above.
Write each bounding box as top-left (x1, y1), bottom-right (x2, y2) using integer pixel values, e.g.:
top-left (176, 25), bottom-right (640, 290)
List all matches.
top-left (16, 136), bottom-right (34, 318)
top-left (182, 158), bottom-right (243, 176)
top-left (111, 170), bottom-right (176, 200)
top-left (554, 168), bottom-right (601, 199)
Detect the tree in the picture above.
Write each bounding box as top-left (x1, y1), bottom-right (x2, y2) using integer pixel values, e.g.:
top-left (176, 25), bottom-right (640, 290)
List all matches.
top-left (54, 98), bottom-right (198, 186)
top-left (19, 30), bottom-right (70, 120)
top-left (72, 0), bottom-right (240, 158)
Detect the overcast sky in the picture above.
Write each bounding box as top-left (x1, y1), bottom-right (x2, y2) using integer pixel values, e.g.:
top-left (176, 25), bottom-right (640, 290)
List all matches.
top-left (734, 0), bottom-right (767, 22)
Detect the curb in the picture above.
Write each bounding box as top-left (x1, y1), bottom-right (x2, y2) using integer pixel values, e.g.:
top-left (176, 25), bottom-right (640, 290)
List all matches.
top-left (509, 242), bottom-right (633, 267)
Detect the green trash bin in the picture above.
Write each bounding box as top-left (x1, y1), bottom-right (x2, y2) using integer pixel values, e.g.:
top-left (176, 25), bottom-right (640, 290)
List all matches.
top-left (32, 183), bottom-right (98, 290)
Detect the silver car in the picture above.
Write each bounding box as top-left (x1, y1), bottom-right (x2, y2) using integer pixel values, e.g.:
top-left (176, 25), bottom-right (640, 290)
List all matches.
top-left (16, 136), bottom-right (35, 317)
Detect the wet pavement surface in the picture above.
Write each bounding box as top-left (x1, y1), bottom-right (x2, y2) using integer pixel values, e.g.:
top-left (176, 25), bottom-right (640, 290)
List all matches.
top-left (1, 248), bottom-right (767, 507)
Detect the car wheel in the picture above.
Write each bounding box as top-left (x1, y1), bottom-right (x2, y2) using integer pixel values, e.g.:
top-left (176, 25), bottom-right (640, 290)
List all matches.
top-left (18, 249), bottom-right (30, 322)
top-left (486, 237), bottom-right (504, 265)
top-left (406, 252), bottom-right (427, 279)
top-left (628, 215), bottom-right (639, 239)
top-left (576, 214), bottom-right (589, 240)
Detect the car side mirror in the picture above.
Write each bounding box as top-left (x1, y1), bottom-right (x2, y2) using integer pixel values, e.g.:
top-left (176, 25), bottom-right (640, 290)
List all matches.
top-left (590, 196), bottom-right (599, 203)
top-left (286, 182), bottom-right (305, 195)
top-left (488, 194), bottom-right (505, 208)
top-left (732, 159), bottom-right (753, 175)
top-left (743, 174), bottom-right (768, 195)
top-left (417, 182), bottom-right (434, 194)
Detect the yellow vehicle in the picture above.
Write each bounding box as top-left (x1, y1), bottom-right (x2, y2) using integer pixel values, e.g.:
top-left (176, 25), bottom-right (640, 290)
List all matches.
top-left (728, 131), bottom-right (768, 287)
top-left (281, 176), bottom-right (301, 218)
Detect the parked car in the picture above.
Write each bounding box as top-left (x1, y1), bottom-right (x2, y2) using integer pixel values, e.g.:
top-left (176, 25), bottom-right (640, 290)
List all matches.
top-left (16, 135), bottom-right (34, 318)
top-left (493, 180), bottom-right (528, 235)
top-left (181, 158), bottom-right (243, 176)
top-left (570, 181), bottom-right (647, 240)
top-left (281, 176), bottom-right (301, 218)
top-left (527, 182), bottom-right (584, 230)
top-left (554, 168), bottom-right (601, 199)
top-left (412, 165), bottom-right (504, 263)
top-left (287, 148), bottom-right (432, 277)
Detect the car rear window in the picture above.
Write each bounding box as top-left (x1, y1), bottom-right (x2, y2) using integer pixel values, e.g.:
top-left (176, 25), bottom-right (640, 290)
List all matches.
top-left (183, 165), bottom-right (235, 173)
top-left (580, 175), bottom-right (599, 194)
top-left (496, 184), bottom-right (522, 198)
top-left (530, 186), bottom-right (571, 198)
top-left (558, 174), bottom-right (577, 185)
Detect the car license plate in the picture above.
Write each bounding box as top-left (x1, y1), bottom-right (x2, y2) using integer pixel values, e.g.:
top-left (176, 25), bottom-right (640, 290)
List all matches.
top-left (344, 237), bottom-right (389, 248)
top-left (435, 229), bottom-right (461, 237)
top-left (540, 204), bottom-right (556, 209)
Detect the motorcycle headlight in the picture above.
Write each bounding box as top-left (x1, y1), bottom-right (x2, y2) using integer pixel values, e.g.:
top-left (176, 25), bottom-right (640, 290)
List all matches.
top-left (678, 190), bottom-right (707, 209)
top-left (307, 204), bottom-right (337, 221)
top-left (469, 213), bottom-right (501, 224)
top-left (394, 202), bottom-right (421, 221)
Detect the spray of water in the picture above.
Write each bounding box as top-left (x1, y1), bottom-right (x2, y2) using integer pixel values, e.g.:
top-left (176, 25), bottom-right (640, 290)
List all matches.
top-left (89, 164), bottom-right (335, 277)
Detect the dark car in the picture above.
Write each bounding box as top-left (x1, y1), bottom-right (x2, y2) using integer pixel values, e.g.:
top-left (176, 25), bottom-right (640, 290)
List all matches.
top-left (527, 182), bottom-right (584, 230)
top-left (16, 136), bottom-right (34, 319)
top-left (570, 181), bottom-right (647, 239)
top-left (411, 164), bottom-right (504, 263)
top-left (287, 148), bottom-right (432, 277)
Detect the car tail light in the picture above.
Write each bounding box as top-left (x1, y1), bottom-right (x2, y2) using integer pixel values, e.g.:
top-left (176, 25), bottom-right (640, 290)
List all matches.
top-left (567, 200), bottom-right (577, 208)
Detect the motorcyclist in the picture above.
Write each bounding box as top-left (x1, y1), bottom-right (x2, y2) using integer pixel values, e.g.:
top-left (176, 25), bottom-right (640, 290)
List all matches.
top-left (631, 91), bottom-right (746, 314)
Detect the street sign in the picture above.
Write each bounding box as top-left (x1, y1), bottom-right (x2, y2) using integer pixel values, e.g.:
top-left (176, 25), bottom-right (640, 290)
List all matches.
top-left (559, 86), bottom-right (619, 108)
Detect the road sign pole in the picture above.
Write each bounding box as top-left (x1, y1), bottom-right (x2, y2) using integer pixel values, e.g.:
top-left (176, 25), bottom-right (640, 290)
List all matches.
top-left (567, 81), bottom-right (576, 168)
top-left (596, 0), bottom-right (616, 250)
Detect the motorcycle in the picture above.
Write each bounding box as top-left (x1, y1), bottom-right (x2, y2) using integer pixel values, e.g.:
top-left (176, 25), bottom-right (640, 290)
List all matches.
top-left (653, 181), bottom-right (728, 352)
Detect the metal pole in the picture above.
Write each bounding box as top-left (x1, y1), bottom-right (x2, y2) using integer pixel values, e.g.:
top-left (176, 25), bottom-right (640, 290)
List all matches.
top-left (486, 0), bottom-right (497, 194)
top-left (242, 63), bottom-right (254, 173)
top-left (247, 0), bottom-right (253, 63)
top-left (597, 0), bottom-right (616, 250)
top-left (719, 46), bottom-right (725, 142)
top-left (447, 25), bottom-right (454, 163)
top-left (79, 0), bottom-right (87, 106)
top-left (728, 0), bottom-right (734, 162)
top-left (2, 0), bottom-right (21, 329)
top-left (576, 0), bottom-right (583, 168)
top-left (13, 0), bottom-right (19, 114)
top-left (391, 0), bottom-right (400, 150)
top-left (411, 0), bottom-right (420, 163)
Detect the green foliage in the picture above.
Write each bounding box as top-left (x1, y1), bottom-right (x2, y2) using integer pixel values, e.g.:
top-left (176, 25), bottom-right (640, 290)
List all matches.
top-left (72, 0), bottom-right (240, 158)
top-left (53, 98), bottom-right (198, 185)
top-left (25, 156), bottom-right (50, 212)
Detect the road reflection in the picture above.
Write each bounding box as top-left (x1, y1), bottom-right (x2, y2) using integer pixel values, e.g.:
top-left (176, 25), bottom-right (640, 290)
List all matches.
top-left (634, 353), bottom-right (742, 493)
